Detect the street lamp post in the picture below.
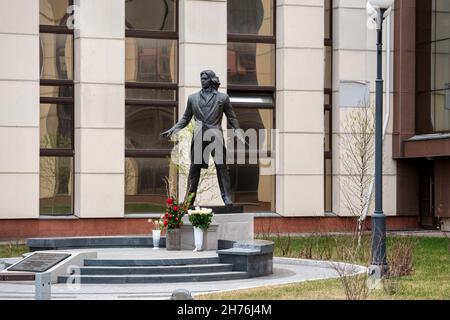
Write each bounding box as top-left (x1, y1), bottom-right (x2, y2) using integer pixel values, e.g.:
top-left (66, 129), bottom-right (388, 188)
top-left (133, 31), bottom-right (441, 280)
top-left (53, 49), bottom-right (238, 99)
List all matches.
top-left (367, 0), bottom-right (394, 278)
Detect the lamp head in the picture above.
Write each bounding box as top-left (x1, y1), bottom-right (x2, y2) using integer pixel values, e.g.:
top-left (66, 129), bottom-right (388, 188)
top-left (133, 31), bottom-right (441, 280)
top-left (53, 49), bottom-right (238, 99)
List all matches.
top-left (368, 0), bottom-right (394, 10)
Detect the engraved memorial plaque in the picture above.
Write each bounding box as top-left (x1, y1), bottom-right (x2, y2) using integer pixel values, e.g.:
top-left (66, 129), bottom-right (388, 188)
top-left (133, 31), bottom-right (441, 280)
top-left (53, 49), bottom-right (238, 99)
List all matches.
top-left (8, 253), bottom-right (71, 272)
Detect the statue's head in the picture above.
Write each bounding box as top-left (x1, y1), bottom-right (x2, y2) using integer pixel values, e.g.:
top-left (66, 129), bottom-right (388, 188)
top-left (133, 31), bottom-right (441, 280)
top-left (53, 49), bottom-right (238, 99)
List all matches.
top-left (200, 70), bottom-right (220, 90)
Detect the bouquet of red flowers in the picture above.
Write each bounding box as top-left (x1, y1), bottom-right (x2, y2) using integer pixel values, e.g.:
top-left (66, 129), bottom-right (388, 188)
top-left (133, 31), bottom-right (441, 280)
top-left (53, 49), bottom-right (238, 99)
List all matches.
top-left (161, 193), bottom-right (195, 229)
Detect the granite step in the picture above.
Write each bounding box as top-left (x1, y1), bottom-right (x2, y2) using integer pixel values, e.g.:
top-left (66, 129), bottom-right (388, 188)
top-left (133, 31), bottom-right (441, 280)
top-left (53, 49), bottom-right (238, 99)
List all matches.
top-left (78, 263), bottom-right (233, 275)
top-left (83, 257), bottom-right (220, 267)
top-left (58, 271), bottom-right (248, 284)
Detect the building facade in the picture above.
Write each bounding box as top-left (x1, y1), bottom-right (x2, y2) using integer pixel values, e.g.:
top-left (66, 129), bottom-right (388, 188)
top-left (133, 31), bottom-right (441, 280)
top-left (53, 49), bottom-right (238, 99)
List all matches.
top-left (0, 0), bottom-right (448, 238)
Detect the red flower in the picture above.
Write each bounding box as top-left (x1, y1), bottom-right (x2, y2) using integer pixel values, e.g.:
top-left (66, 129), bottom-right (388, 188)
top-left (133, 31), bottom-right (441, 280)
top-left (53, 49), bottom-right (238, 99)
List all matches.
top-left (173, 206), bottom-right (179, 212)
top-left (165, 212), bottom-right (169, 218)
top-left (175, 217), bottom-right (178, 221)
top-left (164, 220), bottom-right (168, 226)
top-left (167, 198), bottom-right (173, 205)
top-left (169, 214), bottom-right (172, 219)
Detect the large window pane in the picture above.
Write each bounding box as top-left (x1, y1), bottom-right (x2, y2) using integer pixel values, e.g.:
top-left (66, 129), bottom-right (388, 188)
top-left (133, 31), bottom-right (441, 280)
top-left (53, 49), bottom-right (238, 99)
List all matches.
top-left (433, 0), bottom-right (450, 41)
top-left (325, 46), bottom-right (332, 89)
top-left (324, 110), bottom-right (331, 153)
top-left (228, 42), bottom-right (275, 86)
top-left (40, 0), bottom-right (71, 26)
top-left (40, 33), bottom-right (73, 80)
top-left (40, 85), bottom-right (73, 98)
top-left (230, 108), bottom-right (273, 152)
top-left (126, 38), bottom-right (177, 83)
top-left (40, 103), bottom-right (73, 149)
top-left (435, 39), bottom-right (450, 91)
top-left (126, 106), bottom-right (175, 149)
top-left (125, 157), bottom-right (171, 213)
top-left (229, 162), bottom-right (275, 212)
top-left (325, 159), bottom-right (332, 212)
top-left (228, 0), bottom-right (274, 36)
top-left (125, 0), bottom-right (176, 32)
top-left (126, 88), bottom-right (176, 101)
top-left (325, 0), bottom-right (332, 40)
top-left (40, 157), bottom-right (73, 215)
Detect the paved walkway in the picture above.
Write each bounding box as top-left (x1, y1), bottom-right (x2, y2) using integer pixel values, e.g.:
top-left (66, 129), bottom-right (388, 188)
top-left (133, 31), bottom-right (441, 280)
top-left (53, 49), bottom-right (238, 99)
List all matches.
top-left (0, 248), bottom-right (365, 300)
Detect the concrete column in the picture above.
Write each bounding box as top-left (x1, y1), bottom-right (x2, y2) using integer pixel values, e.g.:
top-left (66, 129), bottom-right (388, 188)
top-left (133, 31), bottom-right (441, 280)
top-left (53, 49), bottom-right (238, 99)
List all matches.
top-left (74, 0), bottom-right (125, 218)
top-left (332, 0), bottom-right (396, 216)
top-left (276, 0), bottom-right (325, 216)
top-left (178, 0), bottom-right (227, 206)
top-left (0, 0), bottom-right (39, 219)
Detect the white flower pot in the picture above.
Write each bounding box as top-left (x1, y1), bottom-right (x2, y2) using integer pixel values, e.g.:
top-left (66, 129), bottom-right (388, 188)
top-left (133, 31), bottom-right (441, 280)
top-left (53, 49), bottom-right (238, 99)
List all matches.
top-left (152, 230), bottom-right (161, 249)
top-left (193, 227), bottom-right (204, 252)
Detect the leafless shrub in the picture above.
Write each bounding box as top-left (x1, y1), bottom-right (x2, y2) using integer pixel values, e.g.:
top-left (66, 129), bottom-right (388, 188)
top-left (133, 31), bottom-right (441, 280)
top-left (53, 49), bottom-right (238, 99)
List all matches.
top-left (387, 237), bottom-right (415, 277)
top-left (330, 244), bottom-right (369, 300)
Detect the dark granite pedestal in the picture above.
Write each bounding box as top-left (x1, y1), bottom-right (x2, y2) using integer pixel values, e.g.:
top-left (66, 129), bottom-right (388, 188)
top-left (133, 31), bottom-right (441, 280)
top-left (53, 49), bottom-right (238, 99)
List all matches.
top-left (189, 205), bottom-right (243, 214)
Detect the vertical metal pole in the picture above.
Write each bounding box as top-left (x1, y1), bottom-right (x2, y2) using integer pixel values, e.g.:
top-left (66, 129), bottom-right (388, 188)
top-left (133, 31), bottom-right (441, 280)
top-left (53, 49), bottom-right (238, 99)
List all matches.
top-left (371, 9), bottom-right (388, 275)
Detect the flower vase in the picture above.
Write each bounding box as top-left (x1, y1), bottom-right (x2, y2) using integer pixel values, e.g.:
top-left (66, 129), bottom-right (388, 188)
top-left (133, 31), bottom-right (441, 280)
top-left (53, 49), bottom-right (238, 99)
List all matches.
top-left (193, 227), bottom-right (204, 252)
top-left (152, 230), bottom-right (161, 249)
top-left (166, 228), bottom-right (181, 250)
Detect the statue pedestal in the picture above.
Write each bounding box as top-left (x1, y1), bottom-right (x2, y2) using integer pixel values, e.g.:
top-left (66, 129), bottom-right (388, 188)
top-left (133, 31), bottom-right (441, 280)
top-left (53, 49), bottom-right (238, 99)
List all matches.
top-left (181, 210), bottom-right (253, 250)
top-left (180, 223), bottom-right (219, 251)
top-left (188, 205), bottom-right (244, 214)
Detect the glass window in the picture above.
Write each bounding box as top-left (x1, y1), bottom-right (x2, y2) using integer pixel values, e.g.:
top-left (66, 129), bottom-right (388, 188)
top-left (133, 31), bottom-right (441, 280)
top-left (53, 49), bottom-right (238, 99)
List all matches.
top-left (324, 110), bottom-right (331, 153)
top-left (325, 159), bottom-right (332, 212)
top-left (40, 157), bottom-right (73, 215)
top-left (433, 0), bottom-right (450, 41)
top-left (230, 108), bottom-right (273, 152)
top-left (229, 163), bottom-right (275, 212)
top-left (125, 0), bottom-right (176, 32)
top-left (126, 88), bottom-right (176, 101)
top-left (40, 33), bottom-right (73, 80)
top-left (40, 85), bottom-right (73, 98)
top-left (325, 0), bottom-right (332, 40)
top-left (125, 157), bottom-right (171, 213)
top-left (227, 0), bottom-right (274, 36)
top-left (434, 39), bottom-right (450, 91)
top-left (325, 46), bottom-right (332, 89)
top-left (39, 0), bottom-right (71, 26)
top-left (125, 106), bottom-right (176, 150)
top-left (40, 104), bottom-right (73, 149)
top-left (416, 0), bottom-right (450, 133)
top-left (125, 38), bottom-right (177, 83)
top-left (228, 42), bottom-right (275, 86)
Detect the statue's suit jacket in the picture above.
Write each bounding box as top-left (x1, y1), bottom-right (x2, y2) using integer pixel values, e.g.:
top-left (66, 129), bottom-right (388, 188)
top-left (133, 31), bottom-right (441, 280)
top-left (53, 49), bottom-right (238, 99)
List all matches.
top-left (171, 89), bottom-right (240, 168)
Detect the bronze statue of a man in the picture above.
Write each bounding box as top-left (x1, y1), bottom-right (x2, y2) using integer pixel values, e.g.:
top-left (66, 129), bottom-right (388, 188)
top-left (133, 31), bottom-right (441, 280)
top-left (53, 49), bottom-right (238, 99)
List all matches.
top-left (161, 70), bottom-right (244, 206)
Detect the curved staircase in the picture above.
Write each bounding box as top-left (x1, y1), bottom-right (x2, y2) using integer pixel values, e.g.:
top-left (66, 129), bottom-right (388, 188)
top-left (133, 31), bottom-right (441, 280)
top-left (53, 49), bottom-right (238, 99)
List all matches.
top-left (57, 256), bottom-right (248, 284)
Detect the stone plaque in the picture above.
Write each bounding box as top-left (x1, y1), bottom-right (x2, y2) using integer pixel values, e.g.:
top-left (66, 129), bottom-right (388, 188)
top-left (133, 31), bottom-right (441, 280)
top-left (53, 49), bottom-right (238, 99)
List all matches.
top-left (9, 253), bottom-right (71, 273)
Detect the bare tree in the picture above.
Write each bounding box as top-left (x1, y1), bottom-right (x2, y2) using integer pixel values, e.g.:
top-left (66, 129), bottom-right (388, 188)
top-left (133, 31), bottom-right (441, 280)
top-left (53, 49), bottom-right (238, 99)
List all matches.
top-left (339, 103), bottom-right (375, 245)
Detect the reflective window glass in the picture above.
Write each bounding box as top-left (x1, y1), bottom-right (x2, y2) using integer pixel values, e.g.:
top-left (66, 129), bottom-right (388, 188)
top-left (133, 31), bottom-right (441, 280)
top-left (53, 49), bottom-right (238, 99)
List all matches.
top-left (125, 106), bottom-right (176, 149)
top-left (40, 0), bottom-right (71, 26)
top-left (126, 38), bottom-right (177, 83)
top-left (126, 88), bottom-right (176, 101)
top-left (40, 85), bottom-right (73, 98)
top-left (125, 0), bottom-right (176, 32)
top-left (228, 0), bottom-right (274, 36)
top-left (325, 159), bottom-right (332, 212)
top-left (40, 157), bottom-right (73, 215)
top-left (40, 33), bottom-right (73, 80)
top-left (125, 157), bottom-right (171, 213)
top-left (229, 163), bottom-right (275, 212)
top-left (40, 103), bottom-right (73, 149)
top-left (228, 42), bottom-right (275, 86)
